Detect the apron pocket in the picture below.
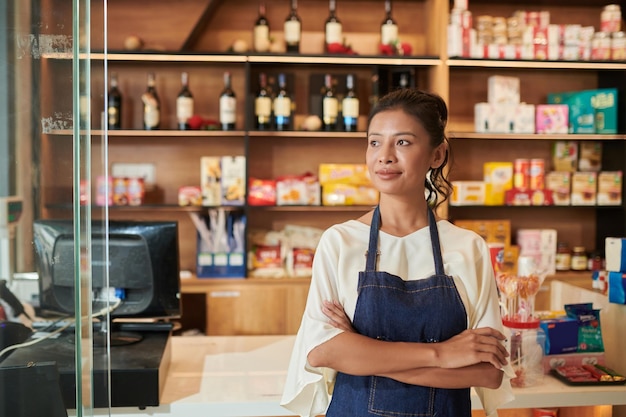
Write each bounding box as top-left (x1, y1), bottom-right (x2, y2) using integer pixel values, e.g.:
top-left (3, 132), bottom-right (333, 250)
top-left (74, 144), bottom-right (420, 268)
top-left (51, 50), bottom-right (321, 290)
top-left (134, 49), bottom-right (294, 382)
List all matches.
top-left (368, 376), bottom-right (435, 417)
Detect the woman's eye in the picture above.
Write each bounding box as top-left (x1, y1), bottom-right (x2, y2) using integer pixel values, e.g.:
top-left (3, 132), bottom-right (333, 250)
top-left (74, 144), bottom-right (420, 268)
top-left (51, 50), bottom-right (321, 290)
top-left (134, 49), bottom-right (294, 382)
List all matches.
top-left (369, 139), bottom-right (379, 146)
top-left (397, 139), bottom-right (410, 145)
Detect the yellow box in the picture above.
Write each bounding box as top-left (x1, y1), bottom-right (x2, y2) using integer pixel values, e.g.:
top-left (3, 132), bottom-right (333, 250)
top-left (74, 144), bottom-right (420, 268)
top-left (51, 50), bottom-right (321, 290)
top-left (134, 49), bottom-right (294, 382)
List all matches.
top-left (318, 164), bottom-right (372, 185)
top-left (454, 219), bottom-right (511, 247)
top-left (451, 181), bottom-right (486, 205)
top-left (484, 162), bottom-right (513, 205)
top-left (322, 183), bottom-right (379, 206)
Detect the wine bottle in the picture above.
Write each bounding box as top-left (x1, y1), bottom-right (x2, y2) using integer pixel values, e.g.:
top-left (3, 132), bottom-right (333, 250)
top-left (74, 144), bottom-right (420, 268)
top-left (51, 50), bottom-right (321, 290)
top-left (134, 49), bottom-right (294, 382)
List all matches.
top-left (107, 72), bottom-right (122, 130)
top-left (255, 73), bottom-right (272, 130)
top-left (325, 0), bottom-right (342, 52)
top-left (176, 71), bottom-right (194, 130)
top-left (322, 74), bottom-right (338, 131)
top-left (381, 0), bottom-right (398, 46)
top-left (284, 0), bottom-right (301, 53)
top-left (219, 71), bottom-right (237, 131)
top-left (142, 72), bottom-right (160, 130)
top-left (342, 74), bottom-right (359, 132)
top-left (273, 73), bottom-right (292, 131)
top-left (253, 2), bottom-right (270, 53)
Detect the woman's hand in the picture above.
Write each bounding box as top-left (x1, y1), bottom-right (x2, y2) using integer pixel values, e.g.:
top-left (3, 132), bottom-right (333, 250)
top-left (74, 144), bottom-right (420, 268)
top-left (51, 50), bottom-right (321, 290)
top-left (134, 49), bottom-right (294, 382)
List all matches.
top-left (435, 327), bottom-right (509, 370)
top-left (322, 300), bottom-right (355, 333)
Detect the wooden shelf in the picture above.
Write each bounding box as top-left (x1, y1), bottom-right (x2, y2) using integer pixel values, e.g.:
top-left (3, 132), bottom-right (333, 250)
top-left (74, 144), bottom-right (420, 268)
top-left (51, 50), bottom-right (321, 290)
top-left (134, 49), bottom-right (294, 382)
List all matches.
top-left (45, 129), bottom-right (246, 137)
top-left (447, 58), bottom-right (626, 70)
top-left (449, 132), bottom-right (626, 141)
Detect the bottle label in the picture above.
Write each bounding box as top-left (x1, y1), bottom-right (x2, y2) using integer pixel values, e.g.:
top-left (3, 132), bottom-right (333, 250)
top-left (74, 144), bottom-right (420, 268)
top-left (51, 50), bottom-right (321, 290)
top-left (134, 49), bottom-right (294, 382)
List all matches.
top-left (255, 96), bottom-right (272, 120)
top-left (144, 103), bottom-right (159, 128)
top-left (381, 24), bottom-right (398, 45)
top-left (325, 22), bottom-right (342, 44)
top-left (273, 97), bottom-right (292, 117)
top-left (342, 97), bottom-right (359, 118)
top-left (254, 26), bottom-right (270, 52)
top-left (108, 106), bottom-right (119, 125)
top-left (220, 96), bottom-right (237, 124)
top-left (323, 97), bottom-right (339, 122)
top-left (176, 97), bottom-right (194, 123)
top-left (284, 20), bottom-right (301, 43)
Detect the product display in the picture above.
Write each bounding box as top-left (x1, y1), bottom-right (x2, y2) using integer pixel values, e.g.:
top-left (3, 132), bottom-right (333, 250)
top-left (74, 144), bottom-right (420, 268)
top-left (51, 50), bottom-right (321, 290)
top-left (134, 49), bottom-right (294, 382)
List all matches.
top-left (176, 71), bottom-right (194, 130)
top-left (380, 0), bottom-right (398, 46)
top-left (321, 73), bottom-right (338, 131)
top-left (324, 0), bottom-right (342, 52)
top-left (284, 0), bottom-right (301, 53)
top-left (219, 72), bottom-right (236, 130)
top-left (253, 3), bottom-right (270, 53)
top-left (142, 72), bottom-right (160, 130)
top-left (273, 73), bottom-right (292, 130)
top-left (255, 73), bottom-right (272, 130)
top-left (341, 74), bottom-right (359, 132)
top-left (107, 72), bottom-right (122, 129)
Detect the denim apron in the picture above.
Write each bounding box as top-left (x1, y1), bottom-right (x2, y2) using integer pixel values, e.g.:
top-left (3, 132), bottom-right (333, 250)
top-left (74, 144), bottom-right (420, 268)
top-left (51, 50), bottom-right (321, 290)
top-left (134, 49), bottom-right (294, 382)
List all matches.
top-left (326, 206), bottom-right (471, 417)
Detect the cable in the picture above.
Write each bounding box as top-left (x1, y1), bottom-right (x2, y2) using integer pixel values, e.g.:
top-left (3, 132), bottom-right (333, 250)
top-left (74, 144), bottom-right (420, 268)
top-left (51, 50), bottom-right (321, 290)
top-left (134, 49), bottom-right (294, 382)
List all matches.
top-left (0, 298), bottom-right (122, 358)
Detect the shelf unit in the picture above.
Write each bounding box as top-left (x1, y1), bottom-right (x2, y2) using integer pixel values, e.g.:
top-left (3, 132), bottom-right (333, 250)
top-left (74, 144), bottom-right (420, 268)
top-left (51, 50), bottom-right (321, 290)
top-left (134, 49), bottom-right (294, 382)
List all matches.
top-left (37, 0), bottom-right (626, 338)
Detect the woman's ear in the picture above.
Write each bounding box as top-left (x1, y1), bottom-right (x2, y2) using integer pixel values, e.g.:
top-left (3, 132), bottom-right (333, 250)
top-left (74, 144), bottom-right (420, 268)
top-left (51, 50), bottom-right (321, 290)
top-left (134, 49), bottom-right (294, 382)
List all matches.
top-left (430, 142), bottom-right (447, 169)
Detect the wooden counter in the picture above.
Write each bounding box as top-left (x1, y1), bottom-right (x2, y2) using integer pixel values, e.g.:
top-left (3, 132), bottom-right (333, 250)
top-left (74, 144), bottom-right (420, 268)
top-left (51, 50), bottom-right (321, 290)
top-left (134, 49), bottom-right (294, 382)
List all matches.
top-left (76, 332), bottom-right (626, 417)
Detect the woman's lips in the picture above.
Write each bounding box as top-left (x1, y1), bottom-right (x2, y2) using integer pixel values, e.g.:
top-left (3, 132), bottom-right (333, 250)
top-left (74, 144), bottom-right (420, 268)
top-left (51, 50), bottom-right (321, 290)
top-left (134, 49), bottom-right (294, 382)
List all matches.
top-left (375, 169), bottom-right (401, 179)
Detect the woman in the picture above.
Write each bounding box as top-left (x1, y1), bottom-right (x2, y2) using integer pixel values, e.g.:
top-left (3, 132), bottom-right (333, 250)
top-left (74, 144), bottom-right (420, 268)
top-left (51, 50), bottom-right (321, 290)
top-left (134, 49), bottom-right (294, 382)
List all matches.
top-left (281, 89), bottom-right (514, 417)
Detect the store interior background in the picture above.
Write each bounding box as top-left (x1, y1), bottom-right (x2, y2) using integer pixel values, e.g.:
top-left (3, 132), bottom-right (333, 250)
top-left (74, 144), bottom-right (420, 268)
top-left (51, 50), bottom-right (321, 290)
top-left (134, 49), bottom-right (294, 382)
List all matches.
top-left (2, 1), bottom-right (626, 416)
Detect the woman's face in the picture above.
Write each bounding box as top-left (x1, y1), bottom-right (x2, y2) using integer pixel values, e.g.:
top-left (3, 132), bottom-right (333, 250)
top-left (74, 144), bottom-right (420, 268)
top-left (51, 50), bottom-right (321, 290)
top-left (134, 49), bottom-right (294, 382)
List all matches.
top-left (366, 108), bottom-right (445, 198)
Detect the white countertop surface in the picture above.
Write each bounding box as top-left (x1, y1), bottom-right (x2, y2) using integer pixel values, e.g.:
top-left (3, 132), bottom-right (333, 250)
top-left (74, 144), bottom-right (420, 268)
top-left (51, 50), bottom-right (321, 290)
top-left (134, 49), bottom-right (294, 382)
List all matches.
top-left (76, 333), bottom-right (626, 417)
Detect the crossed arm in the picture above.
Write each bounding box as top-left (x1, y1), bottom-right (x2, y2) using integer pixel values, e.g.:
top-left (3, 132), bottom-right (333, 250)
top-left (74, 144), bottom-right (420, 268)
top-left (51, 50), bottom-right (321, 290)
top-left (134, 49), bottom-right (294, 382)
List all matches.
top-left (307, 300), bottom-right (508, 390)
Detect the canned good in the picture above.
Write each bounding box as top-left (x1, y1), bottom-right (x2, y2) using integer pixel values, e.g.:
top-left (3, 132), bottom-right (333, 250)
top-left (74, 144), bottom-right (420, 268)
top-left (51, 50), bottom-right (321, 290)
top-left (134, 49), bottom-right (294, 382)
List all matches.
top-left (601, 4), bottom-right (622, 33)
top-left (529, 159), bottom-right (545, 190)
top-left (612, 31), bottom-right (626, 60)
top-left (514, 158), bottom-right (530, 189)
top-left (592, 31), bottom-right (612, 60)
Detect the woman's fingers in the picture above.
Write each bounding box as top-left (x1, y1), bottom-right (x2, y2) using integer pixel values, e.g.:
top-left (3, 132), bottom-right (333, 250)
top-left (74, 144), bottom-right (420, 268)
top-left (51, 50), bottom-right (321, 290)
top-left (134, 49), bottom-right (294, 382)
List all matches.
top-left (437, 327), bottom-right (509, 369)
top-left (322, 300), bottom-right (355, 332)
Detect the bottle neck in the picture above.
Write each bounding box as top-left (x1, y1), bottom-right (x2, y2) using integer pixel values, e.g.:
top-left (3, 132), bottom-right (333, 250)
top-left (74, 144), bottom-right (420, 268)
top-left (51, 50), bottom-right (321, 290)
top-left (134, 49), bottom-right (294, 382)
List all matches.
top-left (147, 73), bottom-right (156, 88)
top-left (329, 0), bottom-right (336, 15)
top-left (223, 73), bottom-right (232, 89)
top-left (181, 72), bottom-right (189, 87)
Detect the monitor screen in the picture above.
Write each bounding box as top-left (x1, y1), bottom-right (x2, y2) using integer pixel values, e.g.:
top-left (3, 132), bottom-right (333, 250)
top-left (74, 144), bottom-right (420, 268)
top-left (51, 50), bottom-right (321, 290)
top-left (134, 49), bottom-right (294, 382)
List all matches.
top-left (33, 220), bottom-right (181, 320)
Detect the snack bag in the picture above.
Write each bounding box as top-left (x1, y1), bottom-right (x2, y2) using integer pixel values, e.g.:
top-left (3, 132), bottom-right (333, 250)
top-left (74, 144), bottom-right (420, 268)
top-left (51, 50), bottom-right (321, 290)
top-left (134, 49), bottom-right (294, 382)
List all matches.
top-left (564, 303), bottom-right (605, 352)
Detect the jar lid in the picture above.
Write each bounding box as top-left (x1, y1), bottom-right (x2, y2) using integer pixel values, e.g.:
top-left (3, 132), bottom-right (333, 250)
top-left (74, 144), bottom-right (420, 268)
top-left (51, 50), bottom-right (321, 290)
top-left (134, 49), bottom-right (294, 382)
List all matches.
top-left (502, 317), bottom-right (540, 329)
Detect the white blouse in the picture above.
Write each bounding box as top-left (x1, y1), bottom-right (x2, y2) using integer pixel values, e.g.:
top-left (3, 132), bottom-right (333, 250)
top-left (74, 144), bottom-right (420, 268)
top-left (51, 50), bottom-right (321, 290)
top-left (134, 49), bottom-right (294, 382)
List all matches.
top-left (280, 219), bottom-right (515, 417)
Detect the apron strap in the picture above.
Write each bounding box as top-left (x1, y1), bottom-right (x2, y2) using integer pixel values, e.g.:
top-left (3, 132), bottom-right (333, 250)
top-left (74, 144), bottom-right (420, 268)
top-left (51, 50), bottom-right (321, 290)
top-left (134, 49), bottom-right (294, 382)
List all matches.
top-left (428, 208), bottom-right (445, 275)
top-left (365, 206), bottom-right (381, 271)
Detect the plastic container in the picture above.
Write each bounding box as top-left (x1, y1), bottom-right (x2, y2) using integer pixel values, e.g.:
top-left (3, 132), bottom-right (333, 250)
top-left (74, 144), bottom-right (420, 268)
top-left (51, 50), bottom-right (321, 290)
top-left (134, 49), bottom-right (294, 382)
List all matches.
top-left (504, 319), bottom-right (546, 388)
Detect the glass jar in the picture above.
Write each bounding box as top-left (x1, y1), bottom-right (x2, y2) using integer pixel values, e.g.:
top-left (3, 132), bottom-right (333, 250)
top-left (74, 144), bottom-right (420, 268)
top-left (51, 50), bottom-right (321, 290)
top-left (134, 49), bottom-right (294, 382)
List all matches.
top-left (570, 246), bottom-right (588, 271)
top-left (555, 242), bottom-right (571, 271)
top-left (504, 320), bottom-right (546, 388)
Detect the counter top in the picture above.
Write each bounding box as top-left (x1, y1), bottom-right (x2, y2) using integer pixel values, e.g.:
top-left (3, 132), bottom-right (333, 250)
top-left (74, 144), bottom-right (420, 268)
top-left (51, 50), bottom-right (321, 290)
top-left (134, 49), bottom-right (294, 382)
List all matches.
top-left (78, 334), bottom-right (626, 417)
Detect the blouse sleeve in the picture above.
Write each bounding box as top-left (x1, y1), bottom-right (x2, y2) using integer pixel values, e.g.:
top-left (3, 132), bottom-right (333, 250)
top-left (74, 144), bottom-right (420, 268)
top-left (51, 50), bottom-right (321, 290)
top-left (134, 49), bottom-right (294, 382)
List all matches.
top-left (469, 237), bottom-right (516, 416)
top-left (280, 228), bottom-right (345, 417)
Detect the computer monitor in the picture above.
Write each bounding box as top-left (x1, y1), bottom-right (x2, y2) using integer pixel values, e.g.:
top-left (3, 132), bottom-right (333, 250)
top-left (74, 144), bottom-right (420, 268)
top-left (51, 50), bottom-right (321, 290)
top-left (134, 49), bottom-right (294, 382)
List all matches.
top-left (32, 219), bottom-right (181, 345)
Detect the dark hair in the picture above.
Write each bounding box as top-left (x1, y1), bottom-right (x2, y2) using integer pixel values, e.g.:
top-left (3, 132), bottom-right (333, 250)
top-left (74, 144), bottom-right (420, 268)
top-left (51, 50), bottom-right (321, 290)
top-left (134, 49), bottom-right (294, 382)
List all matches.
top-left (367, 88), bottom-right (452, 208)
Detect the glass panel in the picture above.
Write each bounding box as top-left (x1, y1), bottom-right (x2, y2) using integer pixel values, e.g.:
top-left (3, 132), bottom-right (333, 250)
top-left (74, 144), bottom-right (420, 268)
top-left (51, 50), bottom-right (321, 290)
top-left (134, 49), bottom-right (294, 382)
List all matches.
top-left (1, 0), bottom-right (106, 415)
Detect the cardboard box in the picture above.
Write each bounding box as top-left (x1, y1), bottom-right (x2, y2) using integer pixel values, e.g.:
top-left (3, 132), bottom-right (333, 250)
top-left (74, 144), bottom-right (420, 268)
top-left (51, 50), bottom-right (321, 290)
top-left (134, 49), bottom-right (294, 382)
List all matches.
top-left (488, 75), bottom-right (521, 104)
top-left (536, 104), bottom-right (569, 134)
top-left (540, 317), bottom-right (580, 355)
top-left (451, 181), bottom-right (486, 205)
top-left (201, 156), bottom-right (222, 206)
top-left (606, 237), bottom-right (626, 272)
top-left (578, 142), bottom-right (602, 172)
top-left (318, 164), bottom-right (371, 185)
top-left (552, 141), bottom-right (578, 172)
top-left (221, 156), bottom-right (246, 206)
top-left (571, 172), bottom-right (597, 205)
top-left (608, 271), bottom-right (626, 304)
top-left (322, 183), bottom-right (379, 206)
top-left (454, 219), bottom-right (511, 247)
top-left (484, 162), bottom-right (513, 205)
top-left (545, 171), bottom-right (571, 205)
top-left (597, 171), bottom-right (622, 206)
top-left (517, 228), bottom-right (557, 275)
top-left (542, 352), bottom-right (606, 374)
top-left (547, 88), bottom-right (618, 134)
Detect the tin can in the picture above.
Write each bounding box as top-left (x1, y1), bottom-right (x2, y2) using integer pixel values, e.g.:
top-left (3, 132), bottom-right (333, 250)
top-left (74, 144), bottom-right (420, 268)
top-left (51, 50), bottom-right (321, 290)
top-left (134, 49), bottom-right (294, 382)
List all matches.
top-left (529, 159), bottom-right (545, 190)
top-left (601, 5), bottom-right (621, 33)
top-left (612, 31), bottom-right (626, 60)
top-left (514, 158), bottom-right (530, 189)
top-left (127, 177), bottom-right (145, 206)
